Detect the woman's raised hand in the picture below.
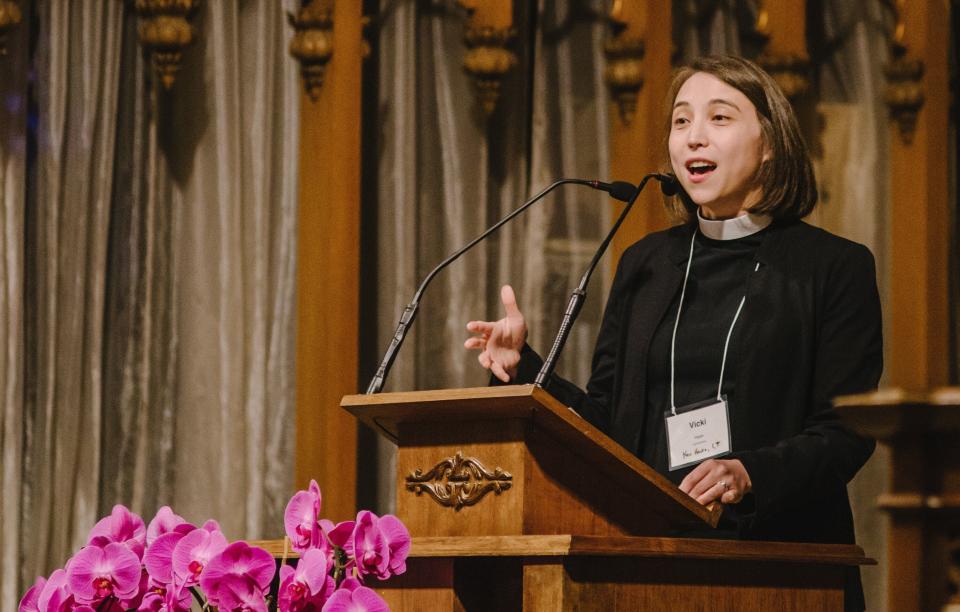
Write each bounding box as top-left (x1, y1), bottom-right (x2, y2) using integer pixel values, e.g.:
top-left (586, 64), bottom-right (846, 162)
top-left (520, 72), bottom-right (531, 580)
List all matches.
top-left (464, 285), bottom-right (528, 383)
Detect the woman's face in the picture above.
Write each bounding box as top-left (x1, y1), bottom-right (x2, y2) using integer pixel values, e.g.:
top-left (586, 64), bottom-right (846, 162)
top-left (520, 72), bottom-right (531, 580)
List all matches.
top-left (669, 72), bottom-right (767, 219)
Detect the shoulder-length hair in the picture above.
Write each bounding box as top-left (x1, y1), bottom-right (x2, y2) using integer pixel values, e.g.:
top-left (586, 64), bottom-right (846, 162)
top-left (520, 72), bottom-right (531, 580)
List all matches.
top-left (662, 55), bottom-right (818, 221)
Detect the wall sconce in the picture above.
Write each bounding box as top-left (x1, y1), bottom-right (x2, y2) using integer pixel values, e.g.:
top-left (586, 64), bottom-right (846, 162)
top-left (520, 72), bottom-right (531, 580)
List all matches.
top-left (133, 0), bottom-right (201, 90)
top-left (288, 0), bottom-right (334, 103)
top-left (0, 0), bottom-right (22, 57)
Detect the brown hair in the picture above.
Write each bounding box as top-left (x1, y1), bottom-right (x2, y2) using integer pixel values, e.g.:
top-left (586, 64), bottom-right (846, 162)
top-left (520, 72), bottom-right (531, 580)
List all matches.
top-left (662, 55), bottom-right (817, 221)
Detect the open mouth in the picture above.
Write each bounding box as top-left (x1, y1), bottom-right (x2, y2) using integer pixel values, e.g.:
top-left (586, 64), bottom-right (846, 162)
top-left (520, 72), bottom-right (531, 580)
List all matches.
top-left (686, 160), bottom-right (717, 176)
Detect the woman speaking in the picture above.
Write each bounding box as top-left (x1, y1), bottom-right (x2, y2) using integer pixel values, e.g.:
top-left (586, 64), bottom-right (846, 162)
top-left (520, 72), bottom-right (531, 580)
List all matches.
top-left (464, 56), bottom-right (881, 611)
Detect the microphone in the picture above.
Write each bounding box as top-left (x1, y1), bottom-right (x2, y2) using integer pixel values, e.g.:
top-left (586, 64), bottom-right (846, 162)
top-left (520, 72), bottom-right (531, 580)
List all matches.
top-left (366, 177), bottom-right (639, 394)
top-left (658, 173), bottom-right (681, 197)
top-left (534, 173), bottom-right (677, 388)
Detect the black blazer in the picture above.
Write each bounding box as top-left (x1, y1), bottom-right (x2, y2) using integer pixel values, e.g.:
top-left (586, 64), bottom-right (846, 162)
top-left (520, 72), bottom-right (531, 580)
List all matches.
top-left (514, 219), bottom-right (881, 608)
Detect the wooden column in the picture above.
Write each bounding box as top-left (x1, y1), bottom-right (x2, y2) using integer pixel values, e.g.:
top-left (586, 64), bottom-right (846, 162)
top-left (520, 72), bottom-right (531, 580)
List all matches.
top-left (881, 4), bottom-right (952, 609)
top-left (607, 0), bottom-right (673, 263)
top-left (887, 0), bottom-right (950, 390)
top-left (295, 0), bottom-right (364, 521)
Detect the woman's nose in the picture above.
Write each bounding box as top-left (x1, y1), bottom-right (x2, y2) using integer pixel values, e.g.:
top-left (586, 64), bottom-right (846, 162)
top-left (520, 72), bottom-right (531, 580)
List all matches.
top-left (687, 119), bottom-right (708, 148)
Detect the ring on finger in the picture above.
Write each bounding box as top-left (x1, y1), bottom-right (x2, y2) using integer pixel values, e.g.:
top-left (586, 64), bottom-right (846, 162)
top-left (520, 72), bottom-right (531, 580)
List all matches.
top-left (717, 480), bottom-right (730, 491)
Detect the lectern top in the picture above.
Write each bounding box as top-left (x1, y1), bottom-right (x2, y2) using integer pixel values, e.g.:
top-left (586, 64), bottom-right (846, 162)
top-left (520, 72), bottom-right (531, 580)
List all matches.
top-left (342, 385), bottom-right (721, 530)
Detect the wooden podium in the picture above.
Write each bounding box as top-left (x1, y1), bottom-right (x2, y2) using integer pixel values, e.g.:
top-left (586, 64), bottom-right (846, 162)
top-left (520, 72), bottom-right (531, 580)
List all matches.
top-left (835, 387), bottom-right (960, 611)
top-left (341, 385), bottom-right (872, 610)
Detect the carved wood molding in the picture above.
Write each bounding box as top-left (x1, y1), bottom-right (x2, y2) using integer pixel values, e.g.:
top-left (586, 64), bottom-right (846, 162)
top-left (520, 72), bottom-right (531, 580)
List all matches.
top-left (604, 30), bottom-right (644, 125)
top-left (133, 0), bottom-right (201, 90)
top-left (405, 451), bottom-right (513, 510)
top-left (288, 0), bottom-right (334, 103)
top-left (753, 5), bottom-right (810, 100)
top-left (883, 0), bottom-right (924, 144)
top-left (0, 0), bottom-right (21, 57)
top-left (756, 52), bottom-right (810, 100)
top-left (457, 0), bottom-right (516, 116)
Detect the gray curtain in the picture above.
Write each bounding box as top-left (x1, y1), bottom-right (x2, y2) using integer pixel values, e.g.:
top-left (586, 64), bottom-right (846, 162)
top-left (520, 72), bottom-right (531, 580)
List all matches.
top-left (0, 1), bottom-right (300, 607)
top-left (0, 1), bottom-right (31, 608)
top-left (373, 0), bottom-right (611, 510)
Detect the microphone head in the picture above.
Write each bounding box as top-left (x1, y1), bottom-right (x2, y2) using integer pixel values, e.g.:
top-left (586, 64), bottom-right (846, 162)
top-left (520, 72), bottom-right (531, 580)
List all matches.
top-left (608, 181), bottom-right (638, 202)
top-left (657, 173), bottom-right (681, 197)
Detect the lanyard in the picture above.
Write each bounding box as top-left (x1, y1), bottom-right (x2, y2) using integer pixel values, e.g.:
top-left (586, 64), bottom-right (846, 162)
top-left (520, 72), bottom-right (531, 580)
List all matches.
top-left (669, 230), bottom-right (760, 415)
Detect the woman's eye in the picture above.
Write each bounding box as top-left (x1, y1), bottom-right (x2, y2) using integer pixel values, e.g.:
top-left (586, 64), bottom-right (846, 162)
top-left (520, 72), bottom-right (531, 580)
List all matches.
top-left (673, 117), bottom-right (688, 126)
top-left (712, 114), bottom-right (730, 122)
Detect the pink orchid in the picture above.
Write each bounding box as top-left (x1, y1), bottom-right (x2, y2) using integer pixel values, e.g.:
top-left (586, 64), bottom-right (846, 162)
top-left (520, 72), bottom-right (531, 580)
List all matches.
top-left (18, 575), bottom-right (45, 612)
top-left (345, 512), bottom-right (390, 580)
top-left (170, 527), bottom-right (228, 586)
top-left (146, 507), bottom-right (194, 547)
top-left (277, 549), bottom-right (335, 612)
top-left (87, 505), bottom-right (147, 559)
top-left (143, 532), bottom-right (188, 584)
top-left (136, 582), bottom-right (192, 612)
top-left (66, 543), bottom-right (142, 606)
top-left (321, 584), bottom-right (390, 612)
top-left (284, 480), bottom-right (323, 551)
top-left (199, 541), bottom-right (276, 609)
top-left (209, 574), bottom-right (269, 612)
top-left (35, 569), bottom-right (74, 611)
top-left (316, 519), bottom-right (355, 572)
top-left (377, 515), bottom-right (411, 576)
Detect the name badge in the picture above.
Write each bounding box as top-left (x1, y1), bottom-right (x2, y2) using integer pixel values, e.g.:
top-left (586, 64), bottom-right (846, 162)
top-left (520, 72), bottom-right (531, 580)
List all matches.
top-left (664, 396), bottom-right (732, 471)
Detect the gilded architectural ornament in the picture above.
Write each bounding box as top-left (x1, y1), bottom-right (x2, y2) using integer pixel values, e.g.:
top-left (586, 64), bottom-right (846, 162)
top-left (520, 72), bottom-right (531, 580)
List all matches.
top-left (752, 7), bottom-right (810, 100)
top-left (948, 529), bottom-right (960, 605)
top-left (288, 0), bottom-right (334, 102)
top-left (756, 52), bottom-right (810, 100)
top-left (0, 0), bottom-right (21, 56)
top-left (883, 2), bottom-right (924, 144)
top-left (405, 451), bottom-right (512, 510)
top-left (603, 33), bottom-right (644, 125)
top-left (461, 25), bottom-right (516, 115)
top-left (134, 0), bottom-right (201, 89)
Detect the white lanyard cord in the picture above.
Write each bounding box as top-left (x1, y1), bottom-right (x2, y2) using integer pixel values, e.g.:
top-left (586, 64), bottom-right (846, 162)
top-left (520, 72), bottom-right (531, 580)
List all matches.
top-left (669, 230), bottom-right (760, 415)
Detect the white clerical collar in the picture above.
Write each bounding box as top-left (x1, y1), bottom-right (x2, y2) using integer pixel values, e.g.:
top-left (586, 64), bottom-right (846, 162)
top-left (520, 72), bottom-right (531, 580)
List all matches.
top-left (697, 209), bottom-right (772, 240)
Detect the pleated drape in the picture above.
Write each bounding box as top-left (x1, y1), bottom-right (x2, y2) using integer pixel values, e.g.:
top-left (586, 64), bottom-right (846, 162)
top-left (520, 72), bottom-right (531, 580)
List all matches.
top-left (373, 0), bottom-right (611, 510)
top-left (1, 2), bottom-right (300, 607)
top-left (0, 1), bottom-right (30, 607)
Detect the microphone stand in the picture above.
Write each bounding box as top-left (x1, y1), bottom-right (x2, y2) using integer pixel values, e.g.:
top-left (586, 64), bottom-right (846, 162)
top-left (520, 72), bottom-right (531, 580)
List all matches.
top-left (366, 178), bottom-right (632, 394)
top-left (534, 173), bottom-right (675, 387)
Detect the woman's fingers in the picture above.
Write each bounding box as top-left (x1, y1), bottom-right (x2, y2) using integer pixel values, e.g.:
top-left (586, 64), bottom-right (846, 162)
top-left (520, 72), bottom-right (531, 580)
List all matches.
top-left (464, 336), bottom-right (486, 350)
top-left (490, 360), bottom-right (511, 383)
top-left (681, 459), bottom-right (750, 505)
top-left (466, 320), bottom-right (496, 334)
top-left (678, 460), bottom-right (713, 495)
top-left (500, 285), bottom-right (522, 318)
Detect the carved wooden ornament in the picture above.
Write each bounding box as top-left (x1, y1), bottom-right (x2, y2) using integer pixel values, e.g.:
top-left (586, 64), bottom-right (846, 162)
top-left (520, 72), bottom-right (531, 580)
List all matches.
top-left (288, 0), bottom-right (334, 103)
top-left (0, 0), bottom-right (21, 57)
top-left (883, 0), bottom-right (924, 144)
top-left (134, 0), bottom-right (201, 90)
top-left (405, 451), bottom-right (512, 510)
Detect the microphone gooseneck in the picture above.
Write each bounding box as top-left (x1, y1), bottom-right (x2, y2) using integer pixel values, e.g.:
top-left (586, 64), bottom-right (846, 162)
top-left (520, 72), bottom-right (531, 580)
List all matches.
top-left (533, 173), bottom-right (676, 388)
top-left (365, 177), bottom-right (639, 394)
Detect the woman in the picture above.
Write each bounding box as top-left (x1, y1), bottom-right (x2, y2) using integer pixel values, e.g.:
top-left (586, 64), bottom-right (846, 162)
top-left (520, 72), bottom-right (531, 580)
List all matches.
top-left (465, 56), bottom-right (881, 611)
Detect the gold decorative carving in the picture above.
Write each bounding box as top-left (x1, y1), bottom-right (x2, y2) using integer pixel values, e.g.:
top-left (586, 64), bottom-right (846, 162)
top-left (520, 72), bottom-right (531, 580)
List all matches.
top-left (756, 52), bottom-right (810, 100)
top-left (405, 451), bottom-right (512, 510)
top-left (603, 31), bottom-right (644, 125)
top-left (288, 0), bottom-right (334, 103)
top-left (461, 25), bottom-right (516, 115)
top-left (0, 0), bottom-right (22, 57)
top-left (456, 1), bottom-right (516, 115)
top-left (134, 0), bottom-right (201, 90)
top-left (883, 1), bottom-right (923, 144)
